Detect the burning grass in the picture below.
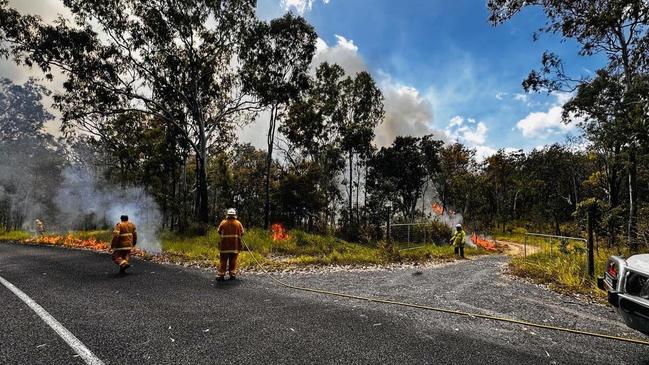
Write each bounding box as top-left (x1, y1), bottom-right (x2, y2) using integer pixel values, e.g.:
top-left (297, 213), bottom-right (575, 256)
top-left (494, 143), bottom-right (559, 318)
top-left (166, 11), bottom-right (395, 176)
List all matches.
top-left (162, 227), bottom-right (488, 270)
top-left (6, 226), bottom-right (489, 272)
top-left (19, 231), bottom-right (148, 258)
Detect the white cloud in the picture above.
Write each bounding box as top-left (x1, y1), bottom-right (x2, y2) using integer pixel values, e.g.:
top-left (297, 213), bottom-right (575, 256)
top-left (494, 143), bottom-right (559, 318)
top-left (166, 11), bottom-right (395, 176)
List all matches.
top-left (516, 93), bottom-right (579, 139)
top-left (333, 35), bottom-right (358, 52)
top-left (495, 92), bottom-right (507, 100)
top-left (514, 93), bottom-right (529, 103)
top-left (311, 35), bottom-right (367, 75)
top-left (281, 0), bottom-right (330, 14)
top-left (445, 116), bottom-right (488, 146)
top-left (474, 145), bottom-right (498, 161)
top-left (444, 116), bottom-right (505, 161)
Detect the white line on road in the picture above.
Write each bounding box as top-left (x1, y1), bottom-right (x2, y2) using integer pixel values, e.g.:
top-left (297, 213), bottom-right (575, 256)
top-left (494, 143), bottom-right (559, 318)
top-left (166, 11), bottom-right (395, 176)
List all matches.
top-left (0, 275), bottom-right (105, 365)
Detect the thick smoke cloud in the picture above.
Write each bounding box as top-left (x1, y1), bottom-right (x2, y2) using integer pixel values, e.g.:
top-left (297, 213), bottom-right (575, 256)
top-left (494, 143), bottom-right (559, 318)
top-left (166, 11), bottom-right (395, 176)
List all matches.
top-left (54, 167), bottom-right (163, 253)
top-left (309, 36), bottom-right (446, 148)
top-left (376, 82), bottom-right (446, 147)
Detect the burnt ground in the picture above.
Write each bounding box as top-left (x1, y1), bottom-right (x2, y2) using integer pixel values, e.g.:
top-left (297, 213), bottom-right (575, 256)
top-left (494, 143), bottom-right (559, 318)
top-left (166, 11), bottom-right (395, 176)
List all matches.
top-left (1, 241), bottom-right (647, 365)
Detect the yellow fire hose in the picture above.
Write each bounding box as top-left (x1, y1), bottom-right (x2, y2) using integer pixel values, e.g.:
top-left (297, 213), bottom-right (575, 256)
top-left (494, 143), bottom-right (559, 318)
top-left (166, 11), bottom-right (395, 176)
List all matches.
top-left (241, 239), bottom-right (649, 347)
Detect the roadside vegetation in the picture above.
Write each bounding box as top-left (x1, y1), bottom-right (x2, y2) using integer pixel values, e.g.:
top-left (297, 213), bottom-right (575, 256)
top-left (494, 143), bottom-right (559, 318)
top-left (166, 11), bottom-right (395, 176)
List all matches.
top-left (9, 228), bottom-right (487, 271)
top-left (510, 246), bottom-right (631, 298)
top-left (0, 230), bottom-right (31, 241)
top-left (502, 228), bottom-right (646, 298)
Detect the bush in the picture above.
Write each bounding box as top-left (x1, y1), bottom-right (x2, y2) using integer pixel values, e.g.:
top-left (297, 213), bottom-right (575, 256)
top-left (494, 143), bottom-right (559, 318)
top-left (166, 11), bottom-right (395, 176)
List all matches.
top-left (389, 220), bottom-right (452, 245)
top-left (512, 227), bottom-right (527, 235)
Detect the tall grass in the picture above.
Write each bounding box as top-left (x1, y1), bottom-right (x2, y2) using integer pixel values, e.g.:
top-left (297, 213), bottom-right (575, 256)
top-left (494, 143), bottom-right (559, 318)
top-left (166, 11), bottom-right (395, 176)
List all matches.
top-left (0, 230), bottom-right (31, 241)
top-left (8, 227), bottom-right (488, 270)
top-left (160, 228), bottom-right (486, 269)
top-left (510, 245), bottom-right (637, 297)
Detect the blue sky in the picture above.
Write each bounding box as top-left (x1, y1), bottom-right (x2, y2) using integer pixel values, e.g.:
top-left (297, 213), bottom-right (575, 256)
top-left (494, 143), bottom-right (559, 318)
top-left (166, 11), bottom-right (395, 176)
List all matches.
top-left (2, 0), bottom-right (607, 158)
top-left (255, 0), bottom-right (606, 158)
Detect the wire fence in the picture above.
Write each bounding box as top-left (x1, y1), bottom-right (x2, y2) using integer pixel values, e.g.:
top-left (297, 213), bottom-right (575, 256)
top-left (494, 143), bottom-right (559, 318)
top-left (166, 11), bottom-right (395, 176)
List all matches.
top-left (523, 232), bottom-right (587, 258)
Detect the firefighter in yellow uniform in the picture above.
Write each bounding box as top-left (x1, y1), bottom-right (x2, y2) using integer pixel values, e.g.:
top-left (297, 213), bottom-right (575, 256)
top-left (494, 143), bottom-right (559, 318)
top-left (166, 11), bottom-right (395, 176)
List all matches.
top-left (450, 223), bottom-right (466, 259)
top-left (111, 215), bottom-right (137, 274)
top-left (217, 209), bottom-right (244, 281)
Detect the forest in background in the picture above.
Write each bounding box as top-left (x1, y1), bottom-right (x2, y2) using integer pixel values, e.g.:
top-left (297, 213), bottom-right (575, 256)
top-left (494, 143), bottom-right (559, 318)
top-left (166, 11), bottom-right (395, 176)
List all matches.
top-left (0, 0), bottom-right (647, 252)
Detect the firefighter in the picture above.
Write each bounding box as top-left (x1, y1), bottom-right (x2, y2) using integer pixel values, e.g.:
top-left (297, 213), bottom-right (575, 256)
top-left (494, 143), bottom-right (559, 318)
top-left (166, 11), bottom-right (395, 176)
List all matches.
top-left (34, 219), bottom-right (45, 236)
top-left (216, 208), bottom-right (244, 281)
top-left (450, 223), bottom-right (466, 259)
top-left (111, 215), bottom-right (137, 274)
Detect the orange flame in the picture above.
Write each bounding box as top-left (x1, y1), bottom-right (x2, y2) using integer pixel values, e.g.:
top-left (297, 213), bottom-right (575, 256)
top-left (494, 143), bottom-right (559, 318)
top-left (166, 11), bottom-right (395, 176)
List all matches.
top-left (23, 233), bottom-right (146, 256)
top-left (471, 233), bottom-right (497, 251)
top-left (432, 203), bottom-right (444, 216)
top-left (271, 223), bottom-right (289, 241)
top-left (431, 203), bottom-right (457, 217)
top-left (25, 233), bottom-right (110, 251)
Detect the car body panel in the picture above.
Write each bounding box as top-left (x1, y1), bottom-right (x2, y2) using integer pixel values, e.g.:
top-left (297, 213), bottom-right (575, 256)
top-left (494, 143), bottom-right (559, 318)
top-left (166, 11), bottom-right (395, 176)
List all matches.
top-left (598, 255), bottom-right (649, 336)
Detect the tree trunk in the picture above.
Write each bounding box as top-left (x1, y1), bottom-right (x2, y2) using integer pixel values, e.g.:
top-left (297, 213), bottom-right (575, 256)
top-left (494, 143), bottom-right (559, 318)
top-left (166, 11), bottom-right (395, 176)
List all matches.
top-left (348, 150), bottom-right (353, 226)
top-left (264, 105), bottom-right (278, 229)
top-left (196, 154), bottom-right (209, 225)
top-left (628, 143), bottom-right (638, 251)
top-left (607, 144), bottom-right (621, 247)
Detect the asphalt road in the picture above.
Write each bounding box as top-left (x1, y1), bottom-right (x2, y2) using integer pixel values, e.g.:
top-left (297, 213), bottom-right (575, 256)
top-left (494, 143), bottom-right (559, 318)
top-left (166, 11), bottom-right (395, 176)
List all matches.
top-left (1, 242), bottom-right (647, 365)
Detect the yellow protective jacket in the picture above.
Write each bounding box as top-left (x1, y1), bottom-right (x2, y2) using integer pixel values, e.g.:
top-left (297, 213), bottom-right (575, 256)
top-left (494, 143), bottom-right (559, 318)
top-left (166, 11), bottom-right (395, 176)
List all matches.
top-left (111, 221), bottom-right (137, 251)
top-left (450, 229), bottom-right (466, 247)
top-left (218, 218), bottom-right (244, 253)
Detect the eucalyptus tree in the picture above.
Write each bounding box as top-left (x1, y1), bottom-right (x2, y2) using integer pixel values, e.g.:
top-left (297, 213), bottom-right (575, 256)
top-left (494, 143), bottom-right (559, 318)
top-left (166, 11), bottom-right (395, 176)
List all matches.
top-left (0, 0), bottom-right (259, 225)
top-left (281, 62), bottom-right (348, 228)
top-left (240, 12), bottom-right (317, 228)
top-left (367, 136), bottom-right (427, 220)
top-left (0, 78), bottom-right (64, 229)
top-left (338, 71), bottom-right (384, 226)
top-left (488, 0), bottom-right (649, 250)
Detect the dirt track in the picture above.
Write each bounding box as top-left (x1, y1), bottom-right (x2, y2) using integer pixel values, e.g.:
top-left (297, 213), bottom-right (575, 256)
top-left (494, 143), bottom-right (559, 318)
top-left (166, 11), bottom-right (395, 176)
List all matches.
top-left (496, 240), bottom-right (542, 256)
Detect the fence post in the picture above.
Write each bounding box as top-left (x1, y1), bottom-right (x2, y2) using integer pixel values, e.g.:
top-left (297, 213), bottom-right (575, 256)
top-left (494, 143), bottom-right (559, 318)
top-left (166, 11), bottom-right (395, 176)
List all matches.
top-left (407, 225), bottom-right (410, 244)
top-left (524, 235), bottom-right (527, 258)
top-left (386, 206), bottom-right (391, 244)
top-left (587, 210), bottom-right (595, 278)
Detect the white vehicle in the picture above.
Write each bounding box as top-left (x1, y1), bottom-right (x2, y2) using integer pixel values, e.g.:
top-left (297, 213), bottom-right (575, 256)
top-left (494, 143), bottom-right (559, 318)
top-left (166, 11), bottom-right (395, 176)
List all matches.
top-left (598, 254), bottom-right (649, 336)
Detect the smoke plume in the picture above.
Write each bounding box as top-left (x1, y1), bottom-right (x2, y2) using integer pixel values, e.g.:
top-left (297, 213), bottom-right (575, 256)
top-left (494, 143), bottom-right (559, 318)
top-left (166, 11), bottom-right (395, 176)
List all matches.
top-left (54, 166), bottom-right (162, 253)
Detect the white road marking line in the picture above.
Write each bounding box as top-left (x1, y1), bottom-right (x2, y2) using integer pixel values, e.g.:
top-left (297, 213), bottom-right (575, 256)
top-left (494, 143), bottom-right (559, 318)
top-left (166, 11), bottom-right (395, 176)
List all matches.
top-left (0, 275), bottom-right (105, 365)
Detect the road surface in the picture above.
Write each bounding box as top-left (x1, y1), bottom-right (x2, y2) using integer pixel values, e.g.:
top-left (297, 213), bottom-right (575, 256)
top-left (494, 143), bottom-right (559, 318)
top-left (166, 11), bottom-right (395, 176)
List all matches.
top-left (1, 242), bottom-right (647, 364)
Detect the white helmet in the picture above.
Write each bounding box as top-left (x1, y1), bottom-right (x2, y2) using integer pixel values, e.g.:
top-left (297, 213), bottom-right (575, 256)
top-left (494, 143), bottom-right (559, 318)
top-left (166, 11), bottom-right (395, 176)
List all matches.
top-left (227, 208), bottom-right (237, 216)
top-left (455, 224), bottom-right (462, 229)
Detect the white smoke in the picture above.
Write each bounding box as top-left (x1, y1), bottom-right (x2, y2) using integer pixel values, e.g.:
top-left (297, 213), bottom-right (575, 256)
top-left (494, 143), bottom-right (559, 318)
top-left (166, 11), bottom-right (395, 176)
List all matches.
top-left (54, 166), bottom-right (162, 253)
top-left (433, 207), bottom-right (476, 248)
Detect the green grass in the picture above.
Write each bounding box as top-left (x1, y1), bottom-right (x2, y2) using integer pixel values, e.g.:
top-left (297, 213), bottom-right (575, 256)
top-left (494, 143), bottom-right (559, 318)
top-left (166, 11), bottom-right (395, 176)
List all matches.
top-left (0, 230), bottom-right (31, 241)
top-left (159, 228), bottom-right (484, 270)
top-left (396, 243), bottom-right (483, 261)
top-left (493, 232), bottom-right (551, 246)
top-left (509, 245), bottom-right (640, 298)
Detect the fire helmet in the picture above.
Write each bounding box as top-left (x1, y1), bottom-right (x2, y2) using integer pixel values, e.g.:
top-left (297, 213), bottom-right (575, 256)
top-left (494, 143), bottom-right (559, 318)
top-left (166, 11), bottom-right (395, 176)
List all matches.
top-left (227, 208), bottom-right (237, 216)
top-left (455, 224), bottom-right (462, 229)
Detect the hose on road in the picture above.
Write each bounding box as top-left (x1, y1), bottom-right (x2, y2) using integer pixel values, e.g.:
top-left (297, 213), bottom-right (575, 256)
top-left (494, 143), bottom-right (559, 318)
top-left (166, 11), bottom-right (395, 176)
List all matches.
top-left (241, 240), bottom-right (649, 347)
